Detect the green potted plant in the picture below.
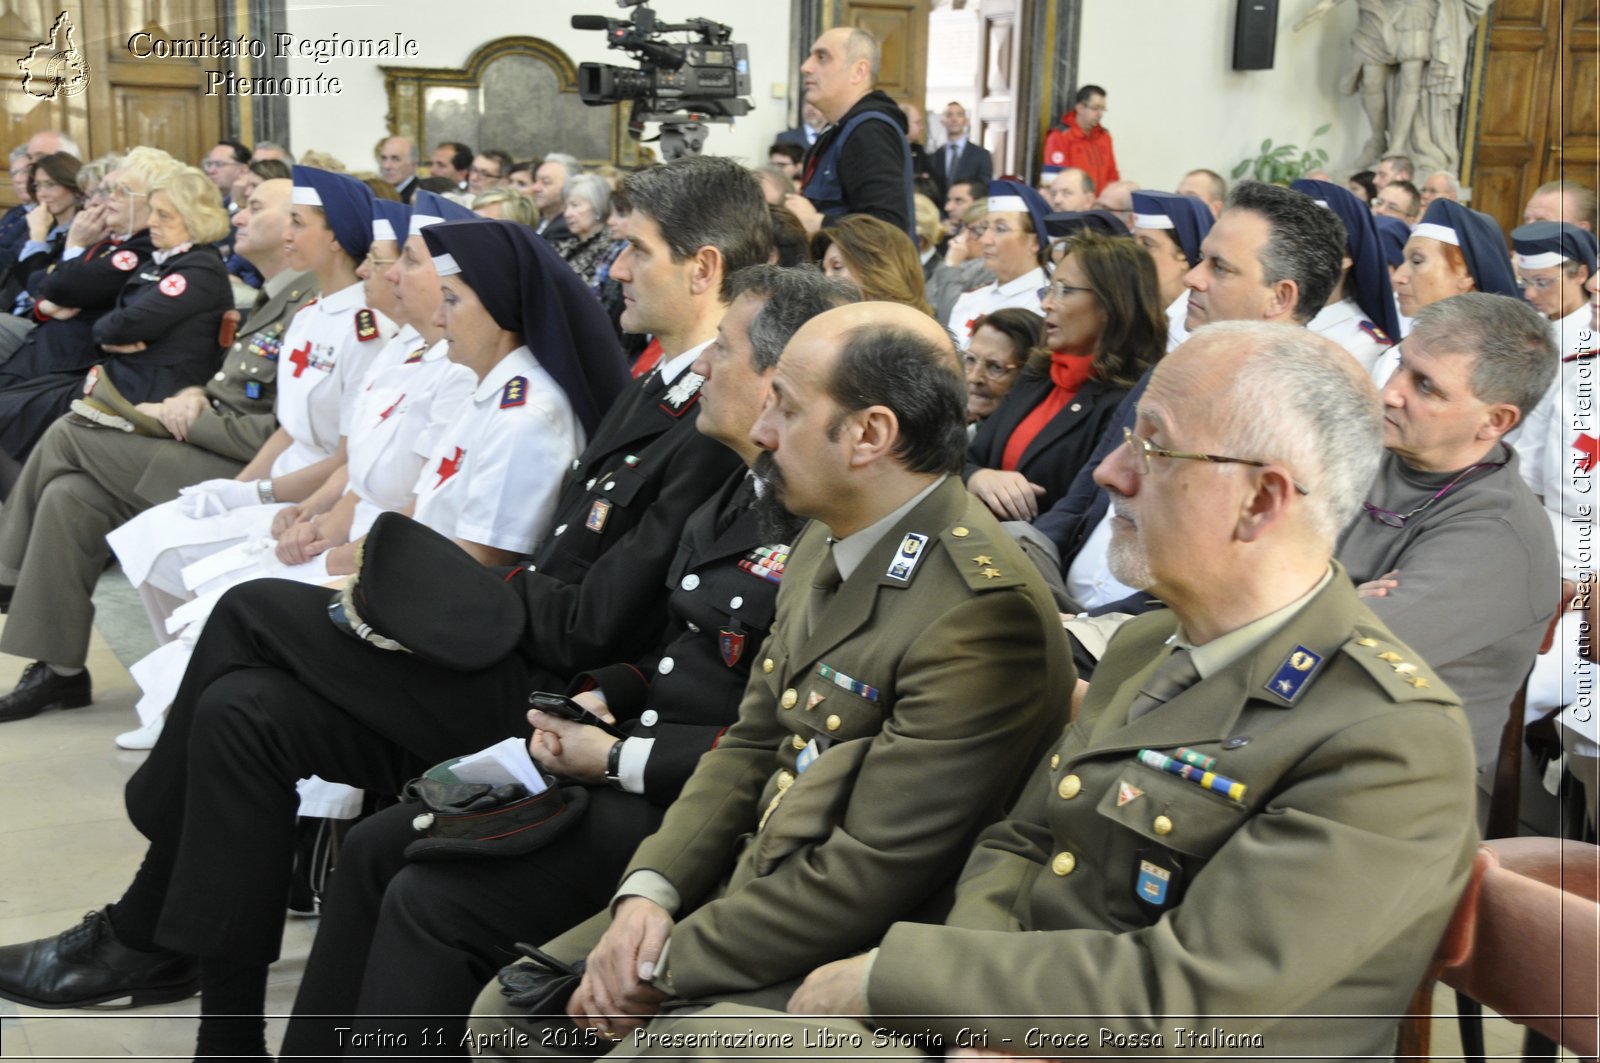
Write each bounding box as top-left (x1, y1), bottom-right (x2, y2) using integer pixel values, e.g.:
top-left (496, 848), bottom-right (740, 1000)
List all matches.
top-left (1231, 124), bottom-right (1332, 185)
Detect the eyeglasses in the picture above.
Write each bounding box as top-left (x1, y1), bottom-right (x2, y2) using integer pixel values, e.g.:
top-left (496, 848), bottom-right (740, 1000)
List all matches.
top-left (363, 253), bottom-right (397, 268)
top-left (1518, 275), bottom-right (1560, 292)
top-left (1038, 280), bottom-right (1095, 302)
top-left (468, 166), bottom-right (502, 179)
top-left (968, 222), bottom-right (1018, 238)
top-left (961, 352), bottom-right (1021, 381)
top-left (1361, 459), bottom-right (1505, 527)
top-left (1122, 427), bottom-right (1310, 495)
top-left (108, 184), bottom-right (145, 199)
top-left (33, 179), bottom-right (59, 192)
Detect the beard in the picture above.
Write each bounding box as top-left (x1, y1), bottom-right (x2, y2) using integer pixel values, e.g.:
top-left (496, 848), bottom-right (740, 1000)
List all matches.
top-left (1104, 501), bottom-right (1153, 590)
top-left (751, 451), bottom-right (798, 544)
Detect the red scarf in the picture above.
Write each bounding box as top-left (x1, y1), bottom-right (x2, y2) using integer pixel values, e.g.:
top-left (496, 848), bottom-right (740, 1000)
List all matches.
top-left (1001, 352), bottom-right (1095, 471)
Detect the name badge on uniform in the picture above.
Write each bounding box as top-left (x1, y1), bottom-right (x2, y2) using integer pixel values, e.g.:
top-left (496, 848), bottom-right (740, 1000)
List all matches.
top-left (718, 628), bottom-right (745, 668)
top-left (795, 735), bottom-right (834, 774)
top-left (586, 499), bottom-right (612, 533)
top-left (1132, 847), bottom-right (1186, 920)
top-left (1265, 645), bottom-right (1323, 703)
top-left (885, 532), bottom-right (928, 582)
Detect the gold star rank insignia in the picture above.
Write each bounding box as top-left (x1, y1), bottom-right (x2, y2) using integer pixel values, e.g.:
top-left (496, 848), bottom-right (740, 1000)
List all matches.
top-left (971, 555), bottom-right (994, 567)
top-left (981, 567), bottom-right (1002, 580)
top-left (1407, 676), bottom-right (1429, 689)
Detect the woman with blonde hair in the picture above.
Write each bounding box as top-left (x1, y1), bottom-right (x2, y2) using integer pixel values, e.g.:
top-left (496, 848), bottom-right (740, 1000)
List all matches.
top-left (0, 164), bottom-right (233, 464)
top-left (472, 187), bottom-right (538, 227)
top-left (810, 212), bottom-right (934, 317)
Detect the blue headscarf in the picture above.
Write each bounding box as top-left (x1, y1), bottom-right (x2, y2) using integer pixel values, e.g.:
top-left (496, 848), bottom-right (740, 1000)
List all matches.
top-left (1373, 215), bottom-right (1410, 269)
top-left (408, 189), bottom-right (477, 237)
top-left (1292, 178), bottom-right (1401, 339)
top-left (290, 166), bottom-right (375, 262)
top-left (1129, 190), bottom-right (1214, 267)
top-left (1512, 220), bottom-right (1598, 275)
top-left (371, 198), bottom-right (410, 246)
top-left (1043, 209), bottom-right (1130, 241)
top-left (422, 219), bottom-right (628, 438)
top-left (987, 178), bottom-right (1052, 254)
top-left (1414, 199), bottom-right (1519, 298)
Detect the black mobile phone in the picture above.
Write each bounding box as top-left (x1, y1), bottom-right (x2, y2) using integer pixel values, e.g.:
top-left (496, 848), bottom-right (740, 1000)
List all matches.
top-left (529, 691), bottom-right (625, 739)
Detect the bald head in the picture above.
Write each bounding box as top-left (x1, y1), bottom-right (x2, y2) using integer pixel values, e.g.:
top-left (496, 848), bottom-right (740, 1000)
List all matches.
top-left (231, 177), bottom-right (295, 272)
top-left (803, 27), bottom-right (879, 121)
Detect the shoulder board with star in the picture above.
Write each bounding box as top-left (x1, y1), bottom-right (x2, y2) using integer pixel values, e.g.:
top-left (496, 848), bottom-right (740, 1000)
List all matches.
top-left (500, 376), bottom-right (528, 409)
top-left (1339, 630), bottom-right (1459, 705)
top-left (355, 307), bottom-right (380, 341)
top-left (660, 371), bottom-right (705, 416)
top-left (935, 521), bottom-right (1024, 591)
top-left (1358, 320), bottom-right (1392, 345)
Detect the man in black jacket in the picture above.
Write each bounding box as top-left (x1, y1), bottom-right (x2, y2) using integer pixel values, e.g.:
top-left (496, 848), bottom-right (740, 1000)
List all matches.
top-left (786, 27), bottom-right (913, 238)
top-left (277, 265), bottom-right (857, 1058)
top-left (0, 157), bottom-right (773, 1061)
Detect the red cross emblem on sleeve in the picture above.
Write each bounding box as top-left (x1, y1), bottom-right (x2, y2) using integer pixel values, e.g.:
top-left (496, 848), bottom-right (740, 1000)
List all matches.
top-left (158, 274), bottom-right (187, 297)
top-left (435, 446), bottom-right (464, 487)
top-left (288, 342), bottom-right (311, 378)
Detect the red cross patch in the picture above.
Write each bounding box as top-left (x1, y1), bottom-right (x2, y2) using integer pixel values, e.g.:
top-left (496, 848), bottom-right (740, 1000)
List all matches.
top-left (377, 393), bottom-right (405, 424)
top-left (158, 274), bottom-right (187, 297)
top-left (1575, 433), bottom-right (1599, 474)
top-left (111, 250), bottom-right (138, 271)
top-left (288, 342), bottom-right (311, 378)
top-left (436, 446), bottom-right (464, 487)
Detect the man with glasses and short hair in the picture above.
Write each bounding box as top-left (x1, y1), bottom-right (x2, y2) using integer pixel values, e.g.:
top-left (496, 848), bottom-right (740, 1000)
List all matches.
top-left (1372, 179), bottom-right (1421, 227)
top-left (612, 322), bottom-right (1479, 1061)
top-left (1336, 292), bottom-right (1558, 829)
top-left (467, 150), bottom-right (512, 197)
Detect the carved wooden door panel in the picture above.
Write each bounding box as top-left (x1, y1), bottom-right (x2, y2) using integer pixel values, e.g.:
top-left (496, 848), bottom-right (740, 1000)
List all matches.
top-left (1472, 0), bottom-right (1598, 231)
top-left (974, 0), bottom-right (1031, 178)
top-left (0, 0), bottom-right (227, 206)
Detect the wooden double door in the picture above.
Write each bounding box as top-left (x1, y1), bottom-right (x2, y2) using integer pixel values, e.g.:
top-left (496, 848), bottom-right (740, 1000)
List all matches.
top-left (1, 0), bottom-right (230, 205)
top-left (1473, 0), bottom-right (1598, 229)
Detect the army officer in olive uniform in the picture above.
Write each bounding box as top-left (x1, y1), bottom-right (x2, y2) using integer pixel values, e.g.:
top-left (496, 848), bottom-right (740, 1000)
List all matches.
top-left (619, 324), bottom-right (1480, 1062)
top-left (0, 178), bottom-right (314, 687)
top-left (470, 301), bottom-right (1075, 1054)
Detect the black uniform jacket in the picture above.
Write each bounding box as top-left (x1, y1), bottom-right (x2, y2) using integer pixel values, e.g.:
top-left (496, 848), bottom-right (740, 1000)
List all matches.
top-left (91, 242), bottom-right (232, 400)
top-left (506, 367), bottom-right (745, 683)
top-left (965, 370), bottom-right (1130, 513)
top-left (571, 469), bottom-right (803, 806)
top-left (0, 231), bottom-right (156, 385)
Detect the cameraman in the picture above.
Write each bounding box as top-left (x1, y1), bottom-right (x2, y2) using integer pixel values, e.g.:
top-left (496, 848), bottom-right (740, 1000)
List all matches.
top-left (785, 28), bottom-right (914, 239)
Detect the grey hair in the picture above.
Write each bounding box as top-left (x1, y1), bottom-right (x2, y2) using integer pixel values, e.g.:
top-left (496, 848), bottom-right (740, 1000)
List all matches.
top-left (1424, 170), bottom-right (1460, 197)
top-left (845, 28), bottom-right (881, 82)
top-left (565, 172), bottom-right (611, 219)
top-left (254, 140), bottom-right (290, 156)
top-left (1225, 181), bottom-right (1347, 324)
top-left (1380, 154), bottom-right (1415, 180)
top-left (1409, 293), bottom-right (1558, 422)
top-left (78, 154), bottom-right (122, 189)
top-left (1193, 321), bottom-right (1384, 546)
top-left (544, 152), bottom-right (582, 189)
top-left (727, 264), bottom-right (859, 370)
top-left (8, 146), bottom-right (27, 164)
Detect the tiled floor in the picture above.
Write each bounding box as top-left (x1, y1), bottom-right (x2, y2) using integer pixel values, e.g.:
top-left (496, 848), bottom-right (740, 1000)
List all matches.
top-left (0, 579), bottom-right (1583, 1060)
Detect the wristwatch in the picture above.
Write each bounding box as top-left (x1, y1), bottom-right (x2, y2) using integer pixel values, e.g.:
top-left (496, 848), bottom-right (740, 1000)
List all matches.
top-left (256, 479), bottom-right (277, 505)
top-left (604, 739), bottom-right (625, 790)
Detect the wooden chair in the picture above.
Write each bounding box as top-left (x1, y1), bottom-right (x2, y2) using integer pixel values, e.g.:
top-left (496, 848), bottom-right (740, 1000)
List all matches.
top-left (1442, 838), bottom-right (1600, 1060)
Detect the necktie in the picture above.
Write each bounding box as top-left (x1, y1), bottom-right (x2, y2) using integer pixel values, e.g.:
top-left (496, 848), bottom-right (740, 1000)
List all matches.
top-left (805, 547), bottom-right (842, 640)
top-left (947, 143), bottom-right (958, 172)
top-left (1126, 647), bottom-right (1200, 721)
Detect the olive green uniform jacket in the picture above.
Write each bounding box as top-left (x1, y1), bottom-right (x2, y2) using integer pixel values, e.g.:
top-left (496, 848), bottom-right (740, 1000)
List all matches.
top-left (628, 475), bottom-right (1076, 1002)
top-left (866, 569), bottom-right (1479, 1059)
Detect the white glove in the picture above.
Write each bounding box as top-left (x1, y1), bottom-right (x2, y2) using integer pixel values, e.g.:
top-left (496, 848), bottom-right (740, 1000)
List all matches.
top-left (177, 478), bottom-right (261, 518)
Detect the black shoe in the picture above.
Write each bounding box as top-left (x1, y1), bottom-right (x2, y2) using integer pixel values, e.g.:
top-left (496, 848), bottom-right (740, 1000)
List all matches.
top-left (0, 662), bottom-right (91, 723)
top-left (0, 583), bottom-right (12, 613)
top-left (0, 909), bottom-right (199, 1009)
